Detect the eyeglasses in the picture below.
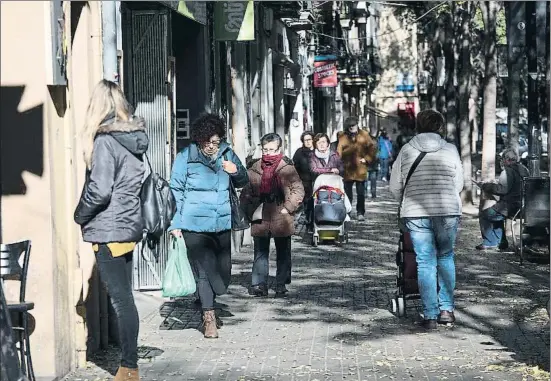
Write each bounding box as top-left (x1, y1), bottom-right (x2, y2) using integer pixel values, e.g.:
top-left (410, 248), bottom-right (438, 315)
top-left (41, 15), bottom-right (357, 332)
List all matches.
top-left (303, 138), bottom-right (313, 142)
top-left (262, 148), bottom-right (280, 154)
top-left (203, 140), bottom-right (221, 147)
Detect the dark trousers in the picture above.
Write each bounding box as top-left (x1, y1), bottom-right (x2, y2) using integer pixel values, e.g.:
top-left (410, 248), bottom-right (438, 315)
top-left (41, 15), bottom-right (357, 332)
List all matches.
top-left (252, 236), bottom-right (292, 287)
top-left (302, 181), bottom-right (313, 224)
top-left (183, 231), bottom-right (232, 311)
top-left (367, 170), bottom-right (378, 198)
top-left (95, 245), bottom-right (139, 369)
top-left (344, 180), bottom-right (366, 216)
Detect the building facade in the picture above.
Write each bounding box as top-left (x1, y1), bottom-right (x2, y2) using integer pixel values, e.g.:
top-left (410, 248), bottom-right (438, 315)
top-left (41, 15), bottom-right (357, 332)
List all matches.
top-left (0, 2), bottom-right (315, 379)
top-left (1, 1), bottom-right (103, 378)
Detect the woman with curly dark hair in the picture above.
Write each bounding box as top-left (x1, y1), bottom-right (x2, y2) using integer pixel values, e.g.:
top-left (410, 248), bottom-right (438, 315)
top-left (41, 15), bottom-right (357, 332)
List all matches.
top-left (168, 113), bottom-right (248, 339)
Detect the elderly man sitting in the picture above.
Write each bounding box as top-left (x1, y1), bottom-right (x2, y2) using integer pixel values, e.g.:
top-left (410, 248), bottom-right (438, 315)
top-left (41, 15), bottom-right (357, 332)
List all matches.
top-left (476, 148), bottom-right (529, 250)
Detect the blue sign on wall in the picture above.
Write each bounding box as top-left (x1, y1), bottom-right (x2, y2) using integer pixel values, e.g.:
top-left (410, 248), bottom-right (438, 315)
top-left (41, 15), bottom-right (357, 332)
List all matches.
top-left (395, 72), bottom-right (414, 92)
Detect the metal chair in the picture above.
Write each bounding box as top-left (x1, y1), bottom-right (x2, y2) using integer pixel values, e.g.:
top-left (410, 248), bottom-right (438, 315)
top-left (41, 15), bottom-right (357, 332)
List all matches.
top-left (0, 279), bottom-right (29, 381)
top-left (512, 177), bottom-right (550, 265)
top-left (0, 240), bottom-right (35, 381)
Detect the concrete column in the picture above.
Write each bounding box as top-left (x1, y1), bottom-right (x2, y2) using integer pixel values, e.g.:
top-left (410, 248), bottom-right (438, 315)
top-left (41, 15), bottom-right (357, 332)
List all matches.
top-left (261, 47), bottom-right (274, 135)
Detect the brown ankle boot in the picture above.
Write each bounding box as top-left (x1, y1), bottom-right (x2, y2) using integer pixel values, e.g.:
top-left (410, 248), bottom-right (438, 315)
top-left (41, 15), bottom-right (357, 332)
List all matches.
top-left (203, 310), bottom-right (219, 339)
top-left (114, 366), bottom-right (139, 381)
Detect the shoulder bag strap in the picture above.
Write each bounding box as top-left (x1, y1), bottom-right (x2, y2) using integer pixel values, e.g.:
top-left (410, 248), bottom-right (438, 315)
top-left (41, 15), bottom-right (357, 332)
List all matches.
top-left (143, 152), bottom-right (153, 171)
top-left (399, 151), bottom-right (427, 215)
top-left (141, 152), bottom-right (153, 185)
top-left (223, 151), bottom-right (236, 193)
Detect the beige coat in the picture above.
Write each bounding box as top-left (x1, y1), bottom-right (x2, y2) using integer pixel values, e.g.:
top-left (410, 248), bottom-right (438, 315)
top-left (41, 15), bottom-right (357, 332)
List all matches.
top-left (239, 157), bottom-right (304, 237)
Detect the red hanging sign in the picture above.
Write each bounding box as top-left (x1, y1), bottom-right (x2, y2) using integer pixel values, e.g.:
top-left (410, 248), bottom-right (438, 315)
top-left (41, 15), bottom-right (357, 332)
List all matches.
top-left (313, 61), bottom-right (338, 88)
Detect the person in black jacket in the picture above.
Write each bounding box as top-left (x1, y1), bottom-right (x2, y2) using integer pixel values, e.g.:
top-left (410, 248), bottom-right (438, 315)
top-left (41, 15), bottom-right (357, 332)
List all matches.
top-left (292, 131), bottom-right (314, 225)
top-left (476, 148), bottom-right (529, 250)
top-left (74, 80), bottom-right (148, 381)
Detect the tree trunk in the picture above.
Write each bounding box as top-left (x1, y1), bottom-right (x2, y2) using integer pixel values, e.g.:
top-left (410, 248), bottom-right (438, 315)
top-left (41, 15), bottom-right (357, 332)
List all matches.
top-left (433, 15), bottom-right (446, 113)
top-left (506, 2), bottom-right (525, 154)
top-left (470, 73), bottom-right (480, 153)
top-left (445, 5), bottom-right (458, 145)
top-left (480, 1), bottom-right (498, 183)
top-left (459, 2), bottom-right (473, 204)
top-left (228, 42), bottom-right (248, 253)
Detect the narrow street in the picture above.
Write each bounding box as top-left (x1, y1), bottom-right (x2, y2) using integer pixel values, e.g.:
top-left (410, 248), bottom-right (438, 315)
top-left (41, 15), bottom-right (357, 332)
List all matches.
top-left (65, 187), bottom-right (549, 381)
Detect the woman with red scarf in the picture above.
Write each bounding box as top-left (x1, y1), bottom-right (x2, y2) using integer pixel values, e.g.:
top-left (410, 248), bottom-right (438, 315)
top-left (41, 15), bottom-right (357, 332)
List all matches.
top-left (240, 133), bottom-right (305, 297)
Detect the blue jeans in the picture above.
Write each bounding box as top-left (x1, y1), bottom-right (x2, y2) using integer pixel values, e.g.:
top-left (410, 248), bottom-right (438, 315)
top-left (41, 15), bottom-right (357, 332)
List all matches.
top-left (405, 216), bottom-right (460, 320)
top-left (366, 170), bottom-right (378, 198)
top-left (252, 236), bottom-right (292, 287)
top-left (479, 207), bottom-right (505, 247)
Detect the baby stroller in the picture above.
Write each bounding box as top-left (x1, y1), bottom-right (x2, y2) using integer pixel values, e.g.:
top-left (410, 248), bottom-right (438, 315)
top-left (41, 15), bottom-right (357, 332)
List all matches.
top-left (391, 231), bottom-right (419, 317)
top-left (311, 174), bottom-right (352, 246)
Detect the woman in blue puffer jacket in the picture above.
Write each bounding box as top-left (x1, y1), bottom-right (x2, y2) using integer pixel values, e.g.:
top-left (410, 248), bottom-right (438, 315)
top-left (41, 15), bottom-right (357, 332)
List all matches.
top-left (168, 113), bottom-right (248, 339)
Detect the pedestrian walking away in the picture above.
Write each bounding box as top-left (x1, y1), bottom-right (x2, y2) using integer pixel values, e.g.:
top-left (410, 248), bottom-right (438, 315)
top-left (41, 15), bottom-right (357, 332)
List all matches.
top-left (367, 133), bottom-right (380, 199)
top-left (389, 109), bottom-right (464, 330)
top-left (377, 129), bottom-right (393, 182)
top-left (337, 116), bottom-right (377, 221)
top-left (73, 79), bottom-right (149, 381)
top-left (168, 113), bottom-right (248, 339)
top-left (476, 148), bottom-right (529, 251)
top-left (292, 131), bottom-right (315, 225)
top-left (240, 133), bottom-right (305, 298)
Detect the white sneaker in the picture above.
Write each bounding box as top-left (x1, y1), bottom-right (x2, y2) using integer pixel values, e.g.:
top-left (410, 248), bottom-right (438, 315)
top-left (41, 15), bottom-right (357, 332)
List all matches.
top-left (357, 215), bottom-right (365, 221)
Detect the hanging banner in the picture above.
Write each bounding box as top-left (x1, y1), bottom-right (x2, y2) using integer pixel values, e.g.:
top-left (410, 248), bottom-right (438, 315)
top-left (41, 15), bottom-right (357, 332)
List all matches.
top-left (313, 61), bottom-right (338, 88)
top-left (161, 1), bottom-right (207, 25)
top-left (214, 1), bottom-right (255, 41)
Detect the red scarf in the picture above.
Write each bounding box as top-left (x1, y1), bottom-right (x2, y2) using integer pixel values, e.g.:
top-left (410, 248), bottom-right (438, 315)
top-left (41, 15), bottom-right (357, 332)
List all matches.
top-left (260, 153), bottom-right (283, 195)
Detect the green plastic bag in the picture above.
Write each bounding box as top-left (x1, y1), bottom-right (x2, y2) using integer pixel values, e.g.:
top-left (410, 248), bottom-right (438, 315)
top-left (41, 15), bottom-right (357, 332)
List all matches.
top-left (162, 236), bottom-right (196, 298)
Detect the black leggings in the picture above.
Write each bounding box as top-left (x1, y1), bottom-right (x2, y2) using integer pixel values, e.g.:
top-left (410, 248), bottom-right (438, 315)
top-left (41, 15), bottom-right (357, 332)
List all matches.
top-left (182, 231), bottom-right (232, 311)
top-left (95, 245), bottom-right (139, 369)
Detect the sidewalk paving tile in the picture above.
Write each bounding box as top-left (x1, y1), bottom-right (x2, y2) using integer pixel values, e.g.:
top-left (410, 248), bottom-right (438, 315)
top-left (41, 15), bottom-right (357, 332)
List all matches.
top-left (63, 187), bottom-right (549, 381)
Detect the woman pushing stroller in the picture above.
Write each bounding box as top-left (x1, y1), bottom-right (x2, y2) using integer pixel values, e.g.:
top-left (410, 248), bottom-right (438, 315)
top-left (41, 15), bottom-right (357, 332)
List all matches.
top-left (308, 133), bottom-right (351, 245)
top-left (309, 133), bottom-right (344, 178)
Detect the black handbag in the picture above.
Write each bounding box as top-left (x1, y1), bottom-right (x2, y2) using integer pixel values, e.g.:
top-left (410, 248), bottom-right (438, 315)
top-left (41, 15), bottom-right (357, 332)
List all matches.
top-left (225, 153), bottom-right (250, 231)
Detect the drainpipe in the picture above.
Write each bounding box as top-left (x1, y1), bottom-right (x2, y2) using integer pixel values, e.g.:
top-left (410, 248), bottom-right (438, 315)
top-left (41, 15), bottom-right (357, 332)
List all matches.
top-left (102, 1), bottom-right (119, 82)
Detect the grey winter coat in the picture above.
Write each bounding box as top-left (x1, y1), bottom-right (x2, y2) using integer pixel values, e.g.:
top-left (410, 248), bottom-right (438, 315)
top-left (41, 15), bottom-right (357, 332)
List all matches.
top-left (389, 133), bottom-right (464, 218)
top-left (74, 116), bottom-right (149, 243)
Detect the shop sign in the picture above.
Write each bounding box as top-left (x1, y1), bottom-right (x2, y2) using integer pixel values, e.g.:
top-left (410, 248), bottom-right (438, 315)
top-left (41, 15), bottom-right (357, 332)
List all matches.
top-left (313, 61), bottom-right (338, 88)
top-left (214, 1), bottom-right (255, 41)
